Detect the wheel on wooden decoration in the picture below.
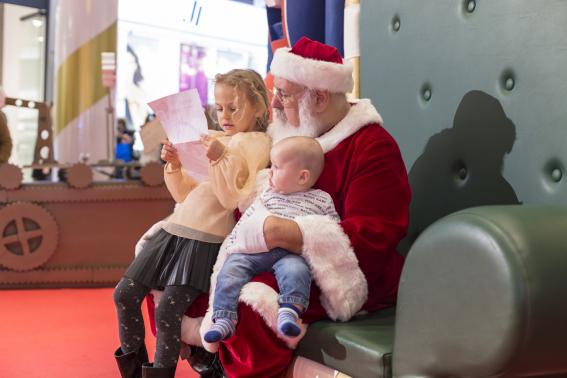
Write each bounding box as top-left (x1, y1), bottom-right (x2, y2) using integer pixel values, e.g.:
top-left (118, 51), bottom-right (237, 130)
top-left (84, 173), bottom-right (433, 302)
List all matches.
top-left (67, 163), bottom-right (93, 189)
top-left (0, 202), bottom-right (58, 271)
top-left (0, 163), bottom-right (23, 190)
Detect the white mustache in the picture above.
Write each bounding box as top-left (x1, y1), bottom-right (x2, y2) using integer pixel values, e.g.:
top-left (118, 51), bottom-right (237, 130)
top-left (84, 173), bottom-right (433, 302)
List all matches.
top-left (268, 95), bottom-right (326, 143)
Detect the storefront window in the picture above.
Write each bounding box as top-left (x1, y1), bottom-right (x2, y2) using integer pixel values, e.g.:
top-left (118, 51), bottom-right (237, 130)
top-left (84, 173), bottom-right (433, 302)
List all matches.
top-left (116, 0), bottom-right (268, 152)
top-left (0, 1), bottom-right (47, 175)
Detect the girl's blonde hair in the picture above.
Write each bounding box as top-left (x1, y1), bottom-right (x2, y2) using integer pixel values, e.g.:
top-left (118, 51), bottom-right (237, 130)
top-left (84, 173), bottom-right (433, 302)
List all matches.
top-left (0, 110), bottom-right (7, 127)
top-left (214, 69), bottom-right (270, 132)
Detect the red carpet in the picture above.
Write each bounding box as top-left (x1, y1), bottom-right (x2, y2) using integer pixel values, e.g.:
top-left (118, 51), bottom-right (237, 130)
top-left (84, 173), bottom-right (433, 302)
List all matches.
top-left (0, 288), bottom-right (198, 378)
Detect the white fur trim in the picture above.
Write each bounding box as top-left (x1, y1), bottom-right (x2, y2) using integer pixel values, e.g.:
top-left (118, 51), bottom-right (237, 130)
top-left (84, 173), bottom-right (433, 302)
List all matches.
top-left (316, 99), bottom-right (383, 153)
top-left (296, 215), bottom-right (368, 321)
top-left (271, 48), bottom-right (354, 93)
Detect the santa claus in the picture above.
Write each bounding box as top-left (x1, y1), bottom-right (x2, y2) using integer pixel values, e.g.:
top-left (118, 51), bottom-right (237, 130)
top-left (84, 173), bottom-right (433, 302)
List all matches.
top-left (144, 36), bottom-right (411, 377)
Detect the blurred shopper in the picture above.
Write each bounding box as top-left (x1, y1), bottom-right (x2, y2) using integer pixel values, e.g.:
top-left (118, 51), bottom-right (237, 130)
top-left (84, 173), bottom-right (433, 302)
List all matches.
top-left (114, 118), bottom-right (135, 178)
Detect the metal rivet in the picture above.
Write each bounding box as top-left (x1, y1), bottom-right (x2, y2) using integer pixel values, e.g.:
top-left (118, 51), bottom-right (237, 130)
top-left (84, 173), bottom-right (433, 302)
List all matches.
top-left (15, 99), bottom-right (23, 107)
top-left (28, 101), bottom-right (36, 108)
top-left (551, 168), bottom-right (562, 182)
top-left (466, 0), bottom-right (476, 13)
top-left (505, 77), bottom-right (515, 91)
top-left (420, 84), bottom-right (432, 102)
top-left (392, 16), bottom-right (401, 32)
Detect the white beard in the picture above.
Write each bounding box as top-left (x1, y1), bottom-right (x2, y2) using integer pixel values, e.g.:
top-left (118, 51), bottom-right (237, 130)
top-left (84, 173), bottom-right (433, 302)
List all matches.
top-left (268, 96), bottom-right (327, 144)
top-left (268, 114), bottom-right (312, 143)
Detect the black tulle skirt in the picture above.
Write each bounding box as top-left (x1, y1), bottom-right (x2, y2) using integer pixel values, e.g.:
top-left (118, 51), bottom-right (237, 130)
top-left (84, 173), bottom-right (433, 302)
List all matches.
top-left (124, 229), bottom-right (221, 293)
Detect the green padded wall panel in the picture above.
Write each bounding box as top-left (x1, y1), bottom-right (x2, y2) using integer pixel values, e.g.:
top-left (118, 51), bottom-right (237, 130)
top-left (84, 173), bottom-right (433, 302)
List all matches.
top-left (360, 1), bottom-right (567, 252)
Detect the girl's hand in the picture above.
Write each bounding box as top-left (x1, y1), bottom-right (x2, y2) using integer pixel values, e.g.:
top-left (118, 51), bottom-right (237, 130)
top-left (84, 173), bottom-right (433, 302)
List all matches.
top-left (160, 140), bottom-right (181, 170)
top-left (201, 135), bottom-right (226, 161)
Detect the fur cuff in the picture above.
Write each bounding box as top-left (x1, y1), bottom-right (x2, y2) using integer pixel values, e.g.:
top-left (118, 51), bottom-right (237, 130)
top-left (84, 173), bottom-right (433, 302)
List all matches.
top-left (296, 215), bottom-right (368, 321)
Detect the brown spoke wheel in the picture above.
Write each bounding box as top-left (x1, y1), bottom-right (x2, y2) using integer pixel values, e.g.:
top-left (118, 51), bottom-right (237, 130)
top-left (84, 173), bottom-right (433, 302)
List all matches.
top-left (0, 203), bottom-right (58, 271)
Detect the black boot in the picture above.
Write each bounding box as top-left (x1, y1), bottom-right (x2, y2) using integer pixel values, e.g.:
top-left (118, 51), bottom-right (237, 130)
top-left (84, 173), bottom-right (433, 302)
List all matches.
top-left (141, 362), bottom-right (176, 378)
top-left (206, 353), bottom-right (227, 378)
top-left (185, 346), bottom-right (226, 378)
top-left (114, 345), bottom-right (149, 378)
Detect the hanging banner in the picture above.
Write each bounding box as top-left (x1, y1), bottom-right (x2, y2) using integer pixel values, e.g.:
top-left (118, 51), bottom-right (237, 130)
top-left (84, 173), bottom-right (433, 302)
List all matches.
top-left (53, 0), bottom-right (118, 163)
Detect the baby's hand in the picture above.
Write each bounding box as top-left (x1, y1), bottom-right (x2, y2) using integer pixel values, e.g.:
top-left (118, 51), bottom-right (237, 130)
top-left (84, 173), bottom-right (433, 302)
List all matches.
top-left (201, 135), bottom-right (225, 161)
top-left (161, 140), bottom-right (181, 170)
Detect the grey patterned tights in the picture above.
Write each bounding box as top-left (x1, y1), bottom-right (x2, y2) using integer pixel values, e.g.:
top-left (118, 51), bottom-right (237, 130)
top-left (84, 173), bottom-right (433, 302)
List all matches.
top-left (113, 278), bottom-right (198, 368)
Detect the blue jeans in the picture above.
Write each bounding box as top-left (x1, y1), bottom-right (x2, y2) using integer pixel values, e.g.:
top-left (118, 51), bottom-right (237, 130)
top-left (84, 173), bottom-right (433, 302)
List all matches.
top-left (212, 248), bottom-right (311, 321)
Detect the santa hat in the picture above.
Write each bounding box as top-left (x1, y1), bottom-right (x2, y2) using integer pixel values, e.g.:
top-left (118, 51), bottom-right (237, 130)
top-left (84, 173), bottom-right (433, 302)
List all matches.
top-left (270, 37), bottom-right (354, 93)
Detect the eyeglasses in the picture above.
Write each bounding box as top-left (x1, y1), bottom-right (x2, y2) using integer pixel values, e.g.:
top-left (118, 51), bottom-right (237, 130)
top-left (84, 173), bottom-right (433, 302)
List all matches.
top-left (273, 87), bottom-right (306, 106)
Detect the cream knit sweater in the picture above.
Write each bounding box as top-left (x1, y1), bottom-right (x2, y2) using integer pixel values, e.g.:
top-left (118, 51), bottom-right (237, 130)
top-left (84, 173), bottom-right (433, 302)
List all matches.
top-left (162, 131), bottom-right (271, 243)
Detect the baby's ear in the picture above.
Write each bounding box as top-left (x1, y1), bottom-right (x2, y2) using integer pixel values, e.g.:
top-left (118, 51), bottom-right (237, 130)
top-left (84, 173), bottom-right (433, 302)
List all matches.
top-left (298, 169), bottom-right (311, 185)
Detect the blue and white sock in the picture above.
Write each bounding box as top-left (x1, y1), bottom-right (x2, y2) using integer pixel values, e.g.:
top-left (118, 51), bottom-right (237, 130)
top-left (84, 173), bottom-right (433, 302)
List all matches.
top-left (204, 318), bottom-right (235, 343)
top-left (278, 305), bottom-right (301, 337)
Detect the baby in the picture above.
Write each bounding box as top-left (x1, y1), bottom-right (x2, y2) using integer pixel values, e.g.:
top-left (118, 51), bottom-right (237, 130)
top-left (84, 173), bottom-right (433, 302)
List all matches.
top-left (205, 136), bottom-right (340, 342)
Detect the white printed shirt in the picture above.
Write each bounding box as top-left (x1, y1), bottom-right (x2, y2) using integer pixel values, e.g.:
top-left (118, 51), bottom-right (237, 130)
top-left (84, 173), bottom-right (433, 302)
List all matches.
top-left (225, 187), bottom-right (340, 251)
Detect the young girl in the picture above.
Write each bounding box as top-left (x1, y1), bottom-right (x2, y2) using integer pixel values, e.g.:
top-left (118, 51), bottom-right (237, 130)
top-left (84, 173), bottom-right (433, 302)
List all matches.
top-left (113, 69), bottom-right (271, 378)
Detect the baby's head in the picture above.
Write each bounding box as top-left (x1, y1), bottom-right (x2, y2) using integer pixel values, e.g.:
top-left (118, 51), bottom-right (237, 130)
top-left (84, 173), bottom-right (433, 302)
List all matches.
top-left (213, 69), bottom-right (270, 136)
top-left (268, 136), bottom-right (325, 194)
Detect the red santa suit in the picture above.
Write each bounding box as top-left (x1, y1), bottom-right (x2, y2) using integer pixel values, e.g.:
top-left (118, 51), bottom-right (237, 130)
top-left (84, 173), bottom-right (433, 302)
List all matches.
top-left (147, 37), bottom-right (411, 377)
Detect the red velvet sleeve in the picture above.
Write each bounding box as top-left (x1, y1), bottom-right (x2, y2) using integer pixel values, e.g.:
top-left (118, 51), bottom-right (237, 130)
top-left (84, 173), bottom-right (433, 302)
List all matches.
top-left (339, 127), bottom-right (411, 288)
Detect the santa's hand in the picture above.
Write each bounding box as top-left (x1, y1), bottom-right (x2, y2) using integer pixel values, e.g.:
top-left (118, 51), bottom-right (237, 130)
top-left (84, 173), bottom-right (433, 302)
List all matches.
top-left (135, 220), bottom-right (166, 256)
top-left (226, 206), bottom-right (271, 254)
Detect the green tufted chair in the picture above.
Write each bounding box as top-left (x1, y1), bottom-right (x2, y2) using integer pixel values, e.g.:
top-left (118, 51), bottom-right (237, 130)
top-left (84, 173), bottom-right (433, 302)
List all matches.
top-left (297, 1), bottom-right (567, 377)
